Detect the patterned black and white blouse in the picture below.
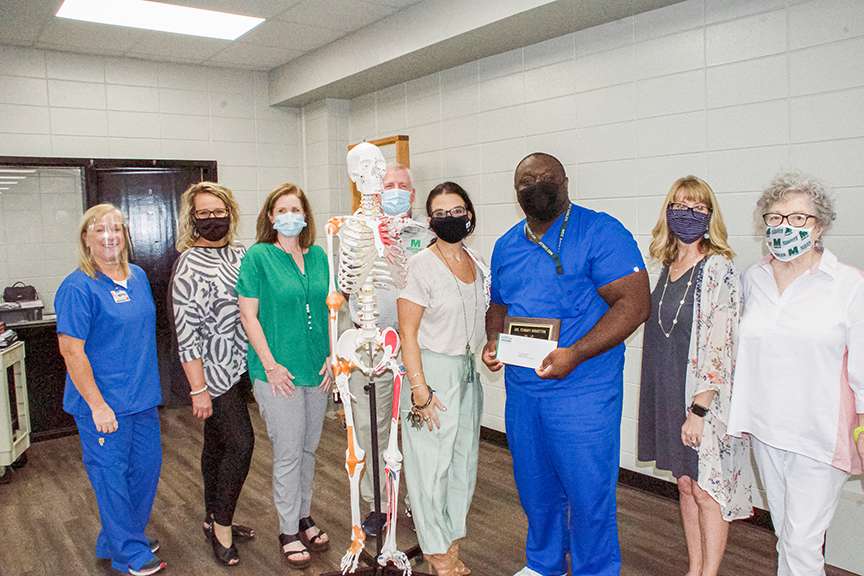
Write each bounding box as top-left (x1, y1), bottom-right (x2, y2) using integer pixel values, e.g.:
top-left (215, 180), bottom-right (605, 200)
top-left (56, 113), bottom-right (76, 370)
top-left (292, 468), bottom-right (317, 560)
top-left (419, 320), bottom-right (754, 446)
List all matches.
top-left (171, 244), bottom-right (248, 398)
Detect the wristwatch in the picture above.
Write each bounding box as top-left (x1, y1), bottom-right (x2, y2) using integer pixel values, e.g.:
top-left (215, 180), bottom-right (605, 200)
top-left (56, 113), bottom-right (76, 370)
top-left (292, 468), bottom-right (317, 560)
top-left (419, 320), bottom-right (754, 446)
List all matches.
top-left (690, 403), bottom-right (709, 418)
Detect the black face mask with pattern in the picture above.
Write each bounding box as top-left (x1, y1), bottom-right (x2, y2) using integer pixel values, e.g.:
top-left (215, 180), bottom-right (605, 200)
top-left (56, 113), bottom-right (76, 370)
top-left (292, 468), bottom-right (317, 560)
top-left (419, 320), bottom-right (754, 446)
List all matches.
top-left (194, 216), bottom-right (230, 241)
top-left (517, 180), bottom-right (564, 222)
top-left (430, 214), bottom-right (471, 244)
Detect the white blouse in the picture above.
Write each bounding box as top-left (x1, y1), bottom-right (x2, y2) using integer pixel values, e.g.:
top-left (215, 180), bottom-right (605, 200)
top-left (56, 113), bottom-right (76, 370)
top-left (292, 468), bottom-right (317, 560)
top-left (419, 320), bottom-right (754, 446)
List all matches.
top-left (398, 247), bottom-right (489, 356)
top-left (728, 250), bottom-right (864, 474)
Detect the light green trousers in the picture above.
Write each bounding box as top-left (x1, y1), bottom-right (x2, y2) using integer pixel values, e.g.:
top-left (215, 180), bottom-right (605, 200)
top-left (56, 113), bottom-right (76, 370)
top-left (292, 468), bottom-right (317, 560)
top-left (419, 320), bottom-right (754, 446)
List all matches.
top-left (401, 349), bottom-right (483, 555)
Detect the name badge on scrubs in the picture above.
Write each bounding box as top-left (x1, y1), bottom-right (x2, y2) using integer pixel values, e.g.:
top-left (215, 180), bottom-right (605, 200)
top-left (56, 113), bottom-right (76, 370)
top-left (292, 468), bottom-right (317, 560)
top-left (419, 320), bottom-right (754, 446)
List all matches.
top-left (111, 289), bottom-right (130, 303)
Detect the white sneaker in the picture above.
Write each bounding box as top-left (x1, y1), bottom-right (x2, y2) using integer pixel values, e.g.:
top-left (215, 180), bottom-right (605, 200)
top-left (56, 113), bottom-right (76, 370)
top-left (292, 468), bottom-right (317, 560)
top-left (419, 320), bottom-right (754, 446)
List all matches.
top-left (512, 567), bottom-right (566, 576)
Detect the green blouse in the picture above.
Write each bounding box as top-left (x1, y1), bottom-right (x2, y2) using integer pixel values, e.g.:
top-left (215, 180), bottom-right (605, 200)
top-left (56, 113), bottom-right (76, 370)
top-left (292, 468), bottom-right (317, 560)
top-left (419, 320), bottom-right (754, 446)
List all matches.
top-left (235, 243), bottom-right (330, 386)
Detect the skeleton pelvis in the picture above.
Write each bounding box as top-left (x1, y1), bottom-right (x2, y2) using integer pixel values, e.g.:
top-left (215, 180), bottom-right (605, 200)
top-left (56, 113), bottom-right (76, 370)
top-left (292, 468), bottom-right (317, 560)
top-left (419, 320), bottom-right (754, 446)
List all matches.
top-left (337, 327), bottom-right (400, 376)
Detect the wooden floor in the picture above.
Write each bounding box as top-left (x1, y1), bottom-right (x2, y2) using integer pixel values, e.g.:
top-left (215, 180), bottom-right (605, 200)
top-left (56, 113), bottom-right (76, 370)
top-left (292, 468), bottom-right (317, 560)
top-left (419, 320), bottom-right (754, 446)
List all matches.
top-left (0, 405), bottom-right (856, 576)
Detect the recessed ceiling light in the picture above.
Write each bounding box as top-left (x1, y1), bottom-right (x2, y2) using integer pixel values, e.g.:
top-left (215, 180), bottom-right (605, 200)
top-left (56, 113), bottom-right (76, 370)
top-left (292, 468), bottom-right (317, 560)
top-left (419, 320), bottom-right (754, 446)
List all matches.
top-left (56, 0), bottom-right (264, 41)
top-left (0, 169), bottom-right (36, 173)
top-left (0, 176), bottom-right (27, 179)
top-left (0, 181), bottom-right (20, 185)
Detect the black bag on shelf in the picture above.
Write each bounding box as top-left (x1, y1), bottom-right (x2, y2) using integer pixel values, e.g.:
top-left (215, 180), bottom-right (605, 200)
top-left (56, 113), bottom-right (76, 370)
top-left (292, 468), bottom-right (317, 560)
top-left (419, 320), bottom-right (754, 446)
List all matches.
top-left (3, 282), bottom-right (38, 302)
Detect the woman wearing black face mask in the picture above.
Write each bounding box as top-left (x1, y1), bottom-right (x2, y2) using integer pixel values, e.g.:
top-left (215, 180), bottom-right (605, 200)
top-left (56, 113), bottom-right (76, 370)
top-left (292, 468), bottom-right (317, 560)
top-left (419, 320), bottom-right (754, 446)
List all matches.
top-left (638, 176), bottom-right (751, 576)
top-left (170, 182), bottom-right (256, 566)
top-left (397, 182), bottom-right (489, 576)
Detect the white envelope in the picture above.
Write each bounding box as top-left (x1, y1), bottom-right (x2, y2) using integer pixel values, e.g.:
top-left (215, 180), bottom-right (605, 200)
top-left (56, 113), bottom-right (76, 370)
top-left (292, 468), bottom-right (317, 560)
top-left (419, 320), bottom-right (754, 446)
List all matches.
top-left (495, 333), bottom-right (558, 370)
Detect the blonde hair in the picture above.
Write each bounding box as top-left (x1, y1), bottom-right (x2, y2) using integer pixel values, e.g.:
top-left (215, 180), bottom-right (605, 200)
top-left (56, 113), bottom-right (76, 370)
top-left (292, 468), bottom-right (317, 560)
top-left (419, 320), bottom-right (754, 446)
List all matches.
top-left (256, 183), bottom-right (316, 249)
top-left (175, 182), bottom-right (241, 252)
top-left (76, 204), bottom-right (133, 280)
top-left (648, 176), bottom-right (735, 266)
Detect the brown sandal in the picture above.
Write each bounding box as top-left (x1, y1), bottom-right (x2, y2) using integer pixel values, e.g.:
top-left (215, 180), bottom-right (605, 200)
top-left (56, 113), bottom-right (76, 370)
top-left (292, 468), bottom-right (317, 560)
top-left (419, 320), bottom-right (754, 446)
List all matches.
top-left (298, 516), bottom-right (330, 552)
top-left (278, 533), bottom-right (311, 569)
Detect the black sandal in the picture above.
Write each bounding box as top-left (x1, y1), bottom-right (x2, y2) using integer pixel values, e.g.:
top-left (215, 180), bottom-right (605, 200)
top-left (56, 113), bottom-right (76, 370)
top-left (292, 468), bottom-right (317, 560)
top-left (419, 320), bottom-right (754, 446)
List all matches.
top-left (279, 533), bottom-right (312, 569)
top-left (203, 513), bottom-right (255, 542)
top-left (210, 530), bottom-right (239, 566)
top-left (298, 516), bottom-right (330, 552)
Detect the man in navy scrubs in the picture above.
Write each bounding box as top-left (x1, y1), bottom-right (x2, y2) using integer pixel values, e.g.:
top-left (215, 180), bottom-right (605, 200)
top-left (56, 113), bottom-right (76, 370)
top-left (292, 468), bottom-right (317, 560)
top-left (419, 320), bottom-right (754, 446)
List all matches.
top-left (482, 153), bottom-right (650, 576)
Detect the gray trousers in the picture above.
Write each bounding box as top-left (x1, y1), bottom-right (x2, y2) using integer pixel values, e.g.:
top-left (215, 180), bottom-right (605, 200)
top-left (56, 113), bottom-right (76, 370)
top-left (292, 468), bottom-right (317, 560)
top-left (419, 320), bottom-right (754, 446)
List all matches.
top-left (253, 380), bottom-right (328, 535)
top-left (348, 367), bottom-right (394, 508)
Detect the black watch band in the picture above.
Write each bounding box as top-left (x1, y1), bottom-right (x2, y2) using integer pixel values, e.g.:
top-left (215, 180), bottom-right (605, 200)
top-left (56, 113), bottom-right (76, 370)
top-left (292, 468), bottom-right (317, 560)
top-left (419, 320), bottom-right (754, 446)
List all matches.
top-left (690, 403), bottom-right (709, 418)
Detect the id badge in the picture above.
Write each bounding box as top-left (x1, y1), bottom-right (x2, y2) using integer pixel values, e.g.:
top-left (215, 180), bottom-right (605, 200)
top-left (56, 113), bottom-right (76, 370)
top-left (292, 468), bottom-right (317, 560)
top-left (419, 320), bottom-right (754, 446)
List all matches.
top-left (111, 289), bottom-right (130, 303)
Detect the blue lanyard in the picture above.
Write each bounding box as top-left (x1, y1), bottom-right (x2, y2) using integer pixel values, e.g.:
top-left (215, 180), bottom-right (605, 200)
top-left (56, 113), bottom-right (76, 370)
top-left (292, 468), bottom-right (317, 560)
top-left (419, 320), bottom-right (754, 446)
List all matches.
top-left (524, 204), bottom-right (571, 275)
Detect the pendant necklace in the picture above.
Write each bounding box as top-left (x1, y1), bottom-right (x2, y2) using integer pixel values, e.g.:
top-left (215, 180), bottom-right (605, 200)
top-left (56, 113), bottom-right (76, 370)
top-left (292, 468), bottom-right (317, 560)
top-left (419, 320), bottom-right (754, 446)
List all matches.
top-left (657, 261), bottom-right (699, 338)
top-left (436, 243), bottom-right (479, 355)
top-left (277, 238), bottom-right (313, 331)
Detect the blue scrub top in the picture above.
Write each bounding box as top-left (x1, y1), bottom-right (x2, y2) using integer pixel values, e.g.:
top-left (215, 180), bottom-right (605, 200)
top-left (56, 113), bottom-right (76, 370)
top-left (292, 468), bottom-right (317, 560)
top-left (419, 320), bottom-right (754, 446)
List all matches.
top-left (55, 265), bottom-right (162, 417)
top-left (491, 203), bottom-right (645, 396)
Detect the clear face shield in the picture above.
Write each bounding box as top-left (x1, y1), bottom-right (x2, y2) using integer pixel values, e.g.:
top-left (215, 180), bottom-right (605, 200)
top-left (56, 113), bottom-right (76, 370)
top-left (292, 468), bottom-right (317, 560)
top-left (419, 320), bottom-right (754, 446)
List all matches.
top-left (85, 211), bottom-right (125, 266)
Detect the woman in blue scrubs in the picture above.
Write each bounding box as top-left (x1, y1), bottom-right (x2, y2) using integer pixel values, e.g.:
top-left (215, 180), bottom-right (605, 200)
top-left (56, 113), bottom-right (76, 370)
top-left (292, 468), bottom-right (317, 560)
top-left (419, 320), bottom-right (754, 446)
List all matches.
top-left (56, 204), bottom-right (165, 576)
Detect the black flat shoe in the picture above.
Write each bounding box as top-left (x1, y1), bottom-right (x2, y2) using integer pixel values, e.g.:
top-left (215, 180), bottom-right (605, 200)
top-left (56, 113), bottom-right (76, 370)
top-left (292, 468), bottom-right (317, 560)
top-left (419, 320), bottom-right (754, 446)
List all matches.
top-left (210, 531), bottom-right (239, 566)
top-left (298, 516), bottom-right (330, 552)
top-left (203, 513), bottom-right (255, 542)
top-left (279, 533), bottom-right (311, 569)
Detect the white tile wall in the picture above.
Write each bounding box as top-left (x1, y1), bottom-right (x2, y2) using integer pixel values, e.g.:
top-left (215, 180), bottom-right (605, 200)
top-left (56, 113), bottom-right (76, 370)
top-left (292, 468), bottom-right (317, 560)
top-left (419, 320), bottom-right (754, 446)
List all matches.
top-left (322, 0), bottom-right (864, 516)
top-left (0, 45), bottom-right (301, 277)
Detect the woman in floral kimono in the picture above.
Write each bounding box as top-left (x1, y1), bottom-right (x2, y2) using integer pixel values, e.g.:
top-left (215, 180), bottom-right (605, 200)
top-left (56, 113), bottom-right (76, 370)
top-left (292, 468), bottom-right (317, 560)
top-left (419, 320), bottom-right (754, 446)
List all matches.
top-left (638, 176), bottom-right (752, 576)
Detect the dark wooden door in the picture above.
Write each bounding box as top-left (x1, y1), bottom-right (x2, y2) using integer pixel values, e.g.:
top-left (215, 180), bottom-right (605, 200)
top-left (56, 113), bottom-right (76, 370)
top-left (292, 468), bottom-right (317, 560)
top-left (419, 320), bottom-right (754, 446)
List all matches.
top-left (86, 165), bottom-right (211, 407)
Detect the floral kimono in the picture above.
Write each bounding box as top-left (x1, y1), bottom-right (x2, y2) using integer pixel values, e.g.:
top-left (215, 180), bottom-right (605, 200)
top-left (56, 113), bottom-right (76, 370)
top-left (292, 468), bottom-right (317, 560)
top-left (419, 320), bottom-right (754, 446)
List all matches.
top-left (686, 254), bottom-right (753, 521)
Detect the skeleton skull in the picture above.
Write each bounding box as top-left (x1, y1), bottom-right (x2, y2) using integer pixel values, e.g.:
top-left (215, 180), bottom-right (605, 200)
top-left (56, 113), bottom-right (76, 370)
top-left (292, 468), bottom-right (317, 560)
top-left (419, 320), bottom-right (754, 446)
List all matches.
top-left (347, 142), bottom-right (386, 196)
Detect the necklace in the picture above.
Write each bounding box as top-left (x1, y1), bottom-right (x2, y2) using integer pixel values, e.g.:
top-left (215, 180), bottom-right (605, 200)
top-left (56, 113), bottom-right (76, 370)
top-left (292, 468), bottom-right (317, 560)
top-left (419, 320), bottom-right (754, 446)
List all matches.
top-left (436, 243), bottom-right (479, 353)
top-left (657, 261), bottom-right (699, 338)
top-left (275, 240), bottom-right (313, 331)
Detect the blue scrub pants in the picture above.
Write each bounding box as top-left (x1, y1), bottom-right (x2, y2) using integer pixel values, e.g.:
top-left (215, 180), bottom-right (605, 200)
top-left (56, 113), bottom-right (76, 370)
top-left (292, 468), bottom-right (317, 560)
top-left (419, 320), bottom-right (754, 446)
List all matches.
top-left (505, 383), bottom-right (622, 576)
top-left (75, 406), bottom-right (162, 573)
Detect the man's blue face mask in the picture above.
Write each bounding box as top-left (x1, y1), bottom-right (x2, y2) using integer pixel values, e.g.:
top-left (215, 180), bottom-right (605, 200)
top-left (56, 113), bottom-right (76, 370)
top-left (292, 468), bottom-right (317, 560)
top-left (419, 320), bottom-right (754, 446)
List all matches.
top-left (382, 188), bottom-right (412, 215)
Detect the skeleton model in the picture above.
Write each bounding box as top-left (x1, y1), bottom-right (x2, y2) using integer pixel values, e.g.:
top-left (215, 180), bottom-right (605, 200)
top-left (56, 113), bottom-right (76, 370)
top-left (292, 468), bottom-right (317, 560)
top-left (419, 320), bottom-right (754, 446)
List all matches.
top-left (326, 142), bottom-right (421, 575)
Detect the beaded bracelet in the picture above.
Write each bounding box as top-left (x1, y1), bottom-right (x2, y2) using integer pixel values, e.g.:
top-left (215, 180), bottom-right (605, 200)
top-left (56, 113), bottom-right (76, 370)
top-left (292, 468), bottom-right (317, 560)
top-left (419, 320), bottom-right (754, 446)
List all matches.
top-left (407, 385), bottom-right (436, 429)
top-left (854, 425), bottom-right (864, 443)
top-left (411, 385), bottom-right (435, 410)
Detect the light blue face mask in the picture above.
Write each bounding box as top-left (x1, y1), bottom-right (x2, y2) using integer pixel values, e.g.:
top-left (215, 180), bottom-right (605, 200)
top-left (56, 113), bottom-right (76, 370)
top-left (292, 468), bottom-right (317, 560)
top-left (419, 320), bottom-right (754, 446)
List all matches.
top-left (382, 188), bottom-right (412, 216)
top-left (273, 212), bottom-right (307, 237)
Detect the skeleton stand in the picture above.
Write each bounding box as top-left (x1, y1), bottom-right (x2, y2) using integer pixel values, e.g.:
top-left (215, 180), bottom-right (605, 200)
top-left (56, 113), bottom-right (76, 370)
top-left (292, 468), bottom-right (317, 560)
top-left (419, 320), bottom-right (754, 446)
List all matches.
top-left (320, 363), bottom-right (431, 576)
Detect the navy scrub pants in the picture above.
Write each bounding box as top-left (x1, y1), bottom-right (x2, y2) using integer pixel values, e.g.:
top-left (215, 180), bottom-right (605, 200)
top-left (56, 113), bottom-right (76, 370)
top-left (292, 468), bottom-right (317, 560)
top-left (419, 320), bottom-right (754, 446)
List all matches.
top-left (75, 406), bottom-right (162, 573)
top-left (506, 383), bottom-right (622, 576)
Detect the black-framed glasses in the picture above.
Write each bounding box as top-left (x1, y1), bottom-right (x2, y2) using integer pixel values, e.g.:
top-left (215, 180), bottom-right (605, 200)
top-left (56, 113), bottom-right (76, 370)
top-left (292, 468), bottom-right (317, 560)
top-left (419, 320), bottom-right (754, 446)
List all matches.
top-left (763, 212), bottom-right (816, 228)
top-left (430, 206), bottom-right (468, 219)
top-left (668, 202), bottom-right (711, 215)
top-left (195, 208), bottom-right (228, 219)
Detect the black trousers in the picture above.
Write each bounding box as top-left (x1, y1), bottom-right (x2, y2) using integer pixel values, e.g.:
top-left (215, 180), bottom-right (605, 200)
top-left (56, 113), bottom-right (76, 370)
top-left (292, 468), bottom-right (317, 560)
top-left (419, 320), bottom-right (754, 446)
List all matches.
top-left (202, 382), bottom-right (254, 526)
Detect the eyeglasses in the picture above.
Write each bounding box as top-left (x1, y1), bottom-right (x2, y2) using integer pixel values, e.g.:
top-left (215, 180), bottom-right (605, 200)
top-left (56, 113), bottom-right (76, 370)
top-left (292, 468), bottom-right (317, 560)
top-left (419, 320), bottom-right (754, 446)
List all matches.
top-left (668, 202), bottom-right (711, 215)
top-left (430, 207), bottom-right (467, 219)
top-left (195, 208), bottom-right (228, 219)
top-left (762, 212), bottom-right (816, 228)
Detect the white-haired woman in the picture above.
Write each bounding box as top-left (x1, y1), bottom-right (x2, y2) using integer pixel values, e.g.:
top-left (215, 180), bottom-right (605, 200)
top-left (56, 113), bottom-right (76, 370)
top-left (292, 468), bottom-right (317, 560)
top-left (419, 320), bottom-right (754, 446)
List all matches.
top-left (728, 172), bottom-right (864, 576)
top-left (171, 182), bottom-right (255, 566)
top-left (56, 204), bottom-right (165, 575)
top-left (638, 176), bottom-right (752, 576)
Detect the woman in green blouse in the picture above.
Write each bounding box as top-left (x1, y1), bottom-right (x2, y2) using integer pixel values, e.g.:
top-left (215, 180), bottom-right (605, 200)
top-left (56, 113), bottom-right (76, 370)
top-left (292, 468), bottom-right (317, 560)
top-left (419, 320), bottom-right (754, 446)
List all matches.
top-left (237, 183), bottom-right (332, 569)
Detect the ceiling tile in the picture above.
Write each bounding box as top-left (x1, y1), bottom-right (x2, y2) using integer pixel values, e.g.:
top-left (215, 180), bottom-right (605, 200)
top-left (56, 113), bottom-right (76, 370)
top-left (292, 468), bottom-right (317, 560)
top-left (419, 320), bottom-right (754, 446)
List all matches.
top-left (0, 0), bottom-right (62, 45)
top-left (207, 42), bottom-right (303, 71)
top-left (167, 0), bottom-right (304, 19)
top-left (126, 30), bottom-right (230, 61)
top-left (239, 18), bottom-right (345, 51)
top-left (37, 18), bottom-right (145, 53)
top-left (275, 0), bottom-right (396, 32)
